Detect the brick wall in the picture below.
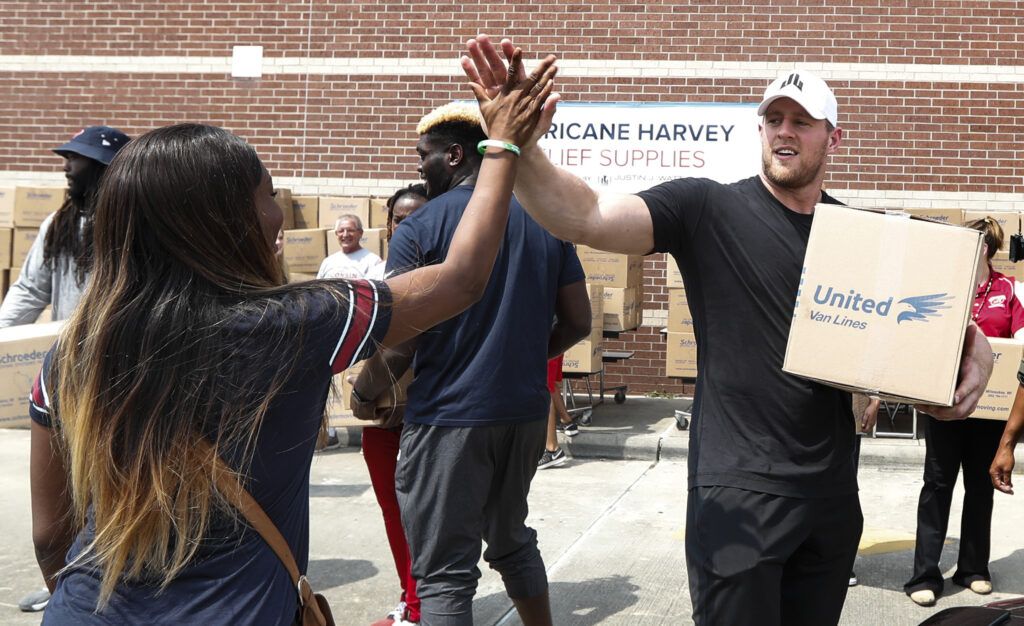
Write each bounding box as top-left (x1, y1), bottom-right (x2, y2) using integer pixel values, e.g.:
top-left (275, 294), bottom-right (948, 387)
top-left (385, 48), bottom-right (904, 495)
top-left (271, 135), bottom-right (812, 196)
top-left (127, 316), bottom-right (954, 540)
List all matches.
top-left (3, 1), bottom-right (1023, 395)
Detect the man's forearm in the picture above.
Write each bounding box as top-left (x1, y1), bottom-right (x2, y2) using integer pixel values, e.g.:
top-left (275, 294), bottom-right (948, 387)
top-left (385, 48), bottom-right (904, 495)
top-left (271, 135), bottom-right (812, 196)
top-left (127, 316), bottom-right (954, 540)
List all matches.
top-left (513, 144), bottom-right (600, 245)
top-left (548, 322), bottom-right (590, 359)
top-left (354, 340), bottom-right (416, 401)
top-left (1000, 388), bottom-right (1024, 451)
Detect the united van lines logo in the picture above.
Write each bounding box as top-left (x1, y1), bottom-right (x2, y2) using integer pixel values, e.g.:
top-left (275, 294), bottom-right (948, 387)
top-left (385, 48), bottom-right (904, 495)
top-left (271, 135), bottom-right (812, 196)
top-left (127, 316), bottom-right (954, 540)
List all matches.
top-left (896, 293), bottom-right (953, 324)
top-left (807, 285), bottom-right (955, 330)
top-left (781, 73), bottom-right (804, 91)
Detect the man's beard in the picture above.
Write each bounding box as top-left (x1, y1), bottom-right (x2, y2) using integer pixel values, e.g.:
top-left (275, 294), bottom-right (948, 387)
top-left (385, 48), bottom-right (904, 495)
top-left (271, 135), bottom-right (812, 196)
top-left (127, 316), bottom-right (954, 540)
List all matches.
top-left (761, 141), bottom-right (828, 190)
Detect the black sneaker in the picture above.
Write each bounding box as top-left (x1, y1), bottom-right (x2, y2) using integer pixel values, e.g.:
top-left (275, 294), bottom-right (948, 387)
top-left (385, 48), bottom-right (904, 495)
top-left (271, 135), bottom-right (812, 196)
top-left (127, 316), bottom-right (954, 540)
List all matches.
top-left (18, 588), bottom-right (50, 612)
top-left (538, 447), bottom-right (566, 469)
top-left (558, 421), bottom-right (580, 437)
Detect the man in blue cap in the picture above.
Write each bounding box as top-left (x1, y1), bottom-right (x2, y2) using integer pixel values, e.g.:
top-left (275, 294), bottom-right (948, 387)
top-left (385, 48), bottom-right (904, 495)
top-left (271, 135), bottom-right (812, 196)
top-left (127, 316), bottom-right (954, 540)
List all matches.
top-left (0, 125), bottom-right (130, 329)
top-left (10, 125), bottom-right (129, 614)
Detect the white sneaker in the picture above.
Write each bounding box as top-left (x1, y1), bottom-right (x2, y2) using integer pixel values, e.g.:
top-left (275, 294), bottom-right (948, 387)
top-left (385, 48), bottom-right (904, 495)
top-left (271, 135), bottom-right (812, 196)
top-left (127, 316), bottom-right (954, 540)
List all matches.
top-left (18, 588), bottom-right (50, 612)
top-left (910, 589), bottom-right (936, 606)
top-left (970, 580), bottom-right (993, 595)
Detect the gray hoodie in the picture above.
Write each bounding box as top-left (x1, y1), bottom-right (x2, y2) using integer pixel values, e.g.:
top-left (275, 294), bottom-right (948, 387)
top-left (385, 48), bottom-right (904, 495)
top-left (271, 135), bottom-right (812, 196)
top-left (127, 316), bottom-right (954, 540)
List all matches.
top-left (0, 212), bottom-right (87, 326)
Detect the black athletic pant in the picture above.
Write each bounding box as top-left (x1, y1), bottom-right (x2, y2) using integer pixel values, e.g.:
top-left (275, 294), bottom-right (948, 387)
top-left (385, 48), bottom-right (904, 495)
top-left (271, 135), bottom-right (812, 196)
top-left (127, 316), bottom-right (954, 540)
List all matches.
top-left (686, 486), bottom-right (862, 626)
top-left (905, 416), bottom-right (1005, 595)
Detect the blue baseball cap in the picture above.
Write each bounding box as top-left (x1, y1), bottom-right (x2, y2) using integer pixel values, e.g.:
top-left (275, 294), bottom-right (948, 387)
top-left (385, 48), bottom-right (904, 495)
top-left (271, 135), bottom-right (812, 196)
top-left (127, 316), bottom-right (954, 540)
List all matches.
top-left (53, 126), bottom-right (131, 165)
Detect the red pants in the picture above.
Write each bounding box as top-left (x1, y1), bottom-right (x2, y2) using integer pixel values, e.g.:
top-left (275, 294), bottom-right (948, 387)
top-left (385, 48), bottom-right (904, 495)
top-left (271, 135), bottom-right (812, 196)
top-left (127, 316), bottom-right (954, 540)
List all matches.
top-left (362, 426), bottom-right (420, 622)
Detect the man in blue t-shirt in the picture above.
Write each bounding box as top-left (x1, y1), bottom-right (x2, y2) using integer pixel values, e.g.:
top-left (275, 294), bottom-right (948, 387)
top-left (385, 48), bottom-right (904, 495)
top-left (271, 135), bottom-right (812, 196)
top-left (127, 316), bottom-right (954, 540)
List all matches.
top-left (351, 102), bottom-right (591, 625)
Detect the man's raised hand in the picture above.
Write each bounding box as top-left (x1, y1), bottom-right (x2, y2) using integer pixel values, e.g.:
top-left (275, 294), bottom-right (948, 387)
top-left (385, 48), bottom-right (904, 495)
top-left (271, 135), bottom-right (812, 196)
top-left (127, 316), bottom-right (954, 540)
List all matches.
top-left (462, 35), bottom-right (559, 149)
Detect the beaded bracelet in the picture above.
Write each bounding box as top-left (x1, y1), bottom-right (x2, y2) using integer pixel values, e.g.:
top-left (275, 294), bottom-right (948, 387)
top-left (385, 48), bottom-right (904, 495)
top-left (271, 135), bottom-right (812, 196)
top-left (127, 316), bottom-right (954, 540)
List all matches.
top-left (476, 140), bottom-right (521, 156)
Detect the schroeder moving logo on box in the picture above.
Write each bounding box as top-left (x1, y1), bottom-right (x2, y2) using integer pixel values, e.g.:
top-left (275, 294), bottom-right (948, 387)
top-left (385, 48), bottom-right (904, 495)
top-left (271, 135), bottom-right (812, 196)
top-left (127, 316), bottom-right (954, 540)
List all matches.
top-left (807, 284), bottom-right (954, 330)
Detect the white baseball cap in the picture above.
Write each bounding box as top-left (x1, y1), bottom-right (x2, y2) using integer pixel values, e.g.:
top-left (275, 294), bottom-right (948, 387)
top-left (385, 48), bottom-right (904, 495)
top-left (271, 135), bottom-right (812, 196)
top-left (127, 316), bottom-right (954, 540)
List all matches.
top-left (757, 70), bottom-right (838, 127)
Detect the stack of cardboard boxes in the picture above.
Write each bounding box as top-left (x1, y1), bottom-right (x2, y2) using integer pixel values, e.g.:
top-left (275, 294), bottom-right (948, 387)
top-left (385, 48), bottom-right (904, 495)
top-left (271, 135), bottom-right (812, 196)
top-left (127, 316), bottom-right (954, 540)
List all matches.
top-left (0, 186), bottom-right (67, 427)
top-left (664, 260), bottom-right (697, 378)
top-left (562, 247), bottom-right (645, 374)
top-left (0, 186), bottom-right (65, 299)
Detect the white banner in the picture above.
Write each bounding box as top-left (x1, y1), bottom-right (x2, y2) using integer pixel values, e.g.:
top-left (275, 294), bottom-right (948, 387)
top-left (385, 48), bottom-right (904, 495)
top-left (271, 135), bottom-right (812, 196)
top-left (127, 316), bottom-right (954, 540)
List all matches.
top-left (535, 102), bottom-right (761, 193)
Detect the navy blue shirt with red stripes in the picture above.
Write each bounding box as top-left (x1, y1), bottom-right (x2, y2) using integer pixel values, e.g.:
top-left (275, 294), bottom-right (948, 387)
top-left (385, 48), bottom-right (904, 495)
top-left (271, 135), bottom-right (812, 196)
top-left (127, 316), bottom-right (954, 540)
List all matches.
top-left (30, 279), bottom-right (391, 625)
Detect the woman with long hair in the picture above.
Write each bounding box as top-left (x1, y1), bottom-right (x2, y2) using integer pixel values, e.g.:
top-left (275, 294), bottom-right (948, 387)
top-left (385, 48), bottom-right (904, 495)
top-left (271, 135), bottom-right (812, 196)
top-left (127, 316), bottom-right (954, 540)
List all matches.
top-left (29, 51), bottom-right (557, 624)
top-left (905, 216), bottom-right (1024, 607)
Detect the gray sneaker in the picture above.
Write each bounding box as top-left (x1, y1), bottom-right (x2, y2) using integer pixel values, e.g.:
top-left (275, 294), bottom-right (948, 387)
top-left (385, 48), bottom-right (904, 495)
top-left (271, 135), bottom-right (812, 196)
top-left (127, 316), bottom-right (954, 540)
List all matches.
top-left (538, 447), bottom-right (566, 469)
top-left (19, 588), bottom-right (50, 612)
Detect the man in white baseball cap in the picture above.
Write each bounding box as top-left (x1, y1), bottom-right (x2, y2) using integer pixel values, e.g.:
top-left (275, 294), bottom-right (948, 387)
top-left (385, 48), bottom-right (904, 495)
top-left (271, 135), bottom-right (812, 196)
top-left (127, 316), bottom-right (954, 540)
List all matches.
top-left (757, 70), bottom-right (839, 128)
top-left (461, 35), bottom-right (995, 626)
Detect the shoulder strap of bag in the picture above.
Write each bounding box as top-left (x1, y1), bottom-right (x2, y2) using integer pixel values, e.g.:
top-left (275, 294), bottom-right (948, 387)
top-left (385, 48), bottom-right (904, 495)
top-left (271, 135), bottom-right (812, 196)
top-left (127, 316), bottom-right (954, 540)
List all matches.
top-left (199, 442), bottom-right (329, 625)
top-left (209, 456), bottom-right (302, 584)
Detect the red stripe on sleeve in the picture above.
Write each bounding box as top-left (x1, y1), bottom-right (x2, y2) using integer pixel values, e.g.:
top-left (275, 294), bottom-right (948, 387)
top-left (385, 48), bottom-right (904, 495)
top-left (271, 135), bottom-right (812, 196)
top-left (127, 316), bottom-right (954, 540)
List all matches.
top-left (30, 371), bottom-right (46, 411)
top-left (331, 280), bottom-right (378, 373)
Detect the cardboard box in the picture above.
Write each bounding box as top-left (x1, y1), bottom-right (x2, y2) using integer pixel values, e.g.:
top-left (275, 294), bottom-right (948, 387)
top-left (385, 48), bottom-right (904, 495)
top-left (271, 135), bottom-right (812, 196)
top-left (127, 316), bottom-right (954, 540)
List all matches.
top-left (0, 269), bottom-right (9, 300)
top-left (602, 286), bottom-right (641, 332)
top-left (991, 250), bottom-right (1024, 282)
top-left (35, 306), bottom-right (52, 324)
top-left (0, 321), bottom-right (62, 428)
top-left (9, 267), bottom-right (19, 285)
top-left (962, 210), bottom-right (1016, 250)
top-left (369, 198), bottom-right (390, 229)
top-left (576, 245), bottom-right (644, 288)
top-left (319, 196), bottom-right (370, 230)
top-left (287, 271), bottom-right (317, 283)
top-left (13, 187), bottom-right (63, 227)
top-left (12, 228), bottom-right (38, 269)
top-left (665, 331), bottom-right (697, 378)
top-left (666, 287), bottom-right (693, 333)
top-left (784, 204), bottom-right (982, 405)
top-left (666, 256), bottom-right (684, 288)
top-left (564, 286), bottom-right (603, 373)
top-left (970, 338), bottom-right (1024, 421)
top-left (292, 196), bottom-right (320, 229)
top-left (282, 228), bottom-right (326, 272)
top-left (326, 227), bottom-right (385, 258)
top-left (563, 338), bottom-right (602, 373)
top-left (0, 188), bottom-right (14, 228)
top-left (273, 188), bottom-right (294, 230)
top-left (0, 228), bottom-right (12, 269)
top-left (903, 208), bottom-right (964, 226)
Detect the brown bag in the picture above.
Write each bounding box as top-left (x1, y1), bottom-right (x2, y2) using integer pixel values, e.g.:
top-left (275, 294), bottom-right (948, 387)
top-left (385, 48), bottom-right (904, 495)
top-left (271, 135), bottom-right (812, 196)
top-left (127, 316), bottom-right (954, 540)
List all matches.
top-left (211, 455), bottom-right (335, 626)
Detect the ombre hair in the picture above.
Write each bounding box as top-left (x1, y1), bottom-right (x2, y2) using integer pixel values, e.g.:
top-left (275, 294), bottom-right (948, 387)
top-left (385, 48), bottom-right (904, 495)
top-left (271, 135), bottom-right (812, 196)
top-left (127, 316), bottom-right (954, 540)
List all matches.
top-left (51, 124), bottom-right (348, 607)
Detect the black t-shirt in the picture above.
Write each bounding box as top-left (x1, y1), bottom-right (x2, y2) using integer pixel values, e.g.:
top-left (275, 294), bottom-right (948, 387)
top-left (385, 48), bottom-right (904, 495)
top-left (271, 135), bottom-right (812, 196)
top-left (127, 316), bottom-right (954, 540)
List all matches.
top-left (639, 175), bottom-right (857, 498)
top-left (385, 185), bottom-right (585, 426)
top-left (30, 280), bottom-right (391, 624)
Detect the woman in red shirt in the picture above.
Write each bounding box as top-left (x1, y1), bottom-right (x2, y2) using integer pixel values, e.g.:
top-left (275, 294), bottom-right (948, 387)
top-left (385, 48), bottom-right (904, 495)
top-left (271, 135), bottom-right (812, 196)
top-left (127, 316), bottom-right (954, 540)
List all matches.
top-left (906, 216), bottom-right (1024, 607)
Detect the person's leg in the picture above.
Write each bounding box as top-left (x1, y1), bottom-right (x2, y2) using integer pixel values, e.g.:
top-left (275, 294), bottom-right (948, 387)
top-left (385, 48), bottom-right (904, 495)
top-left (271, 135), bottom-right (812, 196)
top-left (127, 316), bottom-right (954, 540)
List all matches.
top-left (686, 486), bottom-right (812, 626)
top-left (779, 492), bottom-right (863, 626)
top-left (544, 395), bottom-right (558, 453)
top-left (906, 416), bottom-right (964, 596)
top-left (482, 419), bottom-right (551, 626)
top-left (362, 426), bottom-right (420, 622)
top-left (952, 418), bottom-right (1004, 589)
top-left (396, 424), bottom-right (492, 625)
top-left (539, 359), bottom-right (566, 469)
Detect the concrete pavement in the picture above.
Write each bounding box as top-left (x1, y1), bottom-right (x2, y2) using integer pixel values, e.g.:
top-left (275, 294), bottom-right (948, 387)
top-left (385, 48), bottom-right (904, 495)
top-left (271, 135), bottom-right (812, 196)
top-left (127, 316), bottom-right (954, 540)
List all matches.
top-left (1, 396), bottom-right (1024, 624)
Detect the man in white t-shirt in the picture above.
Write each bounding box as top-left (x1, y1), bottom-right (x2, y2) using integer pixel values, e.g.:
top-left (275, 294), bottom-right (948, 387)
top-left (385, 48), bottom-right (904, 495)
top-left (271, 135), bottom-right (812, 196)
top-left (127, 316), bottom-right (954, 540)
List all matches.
top-left (316, 214), bottom-right (382, 279)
